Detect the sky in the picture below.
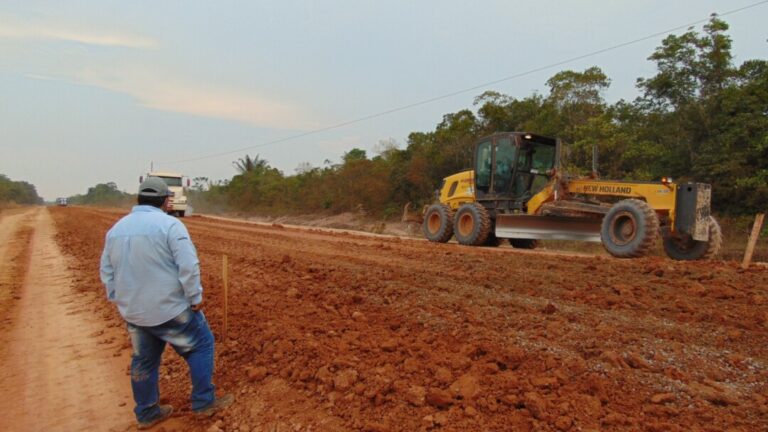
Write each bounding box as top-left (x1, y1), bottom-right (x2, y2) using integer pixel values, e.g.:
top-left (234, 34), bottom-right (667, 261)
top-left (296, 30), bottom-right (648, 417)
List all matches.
top-left (1, 1), bottom-right (766, 201)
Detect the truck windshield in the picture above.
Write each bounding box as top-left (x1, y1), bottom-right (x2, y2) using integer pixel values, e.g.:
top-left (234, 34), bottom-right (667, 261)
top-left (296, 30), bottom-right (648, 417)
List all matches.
top-left (158, 176), bottom-right (182, 187)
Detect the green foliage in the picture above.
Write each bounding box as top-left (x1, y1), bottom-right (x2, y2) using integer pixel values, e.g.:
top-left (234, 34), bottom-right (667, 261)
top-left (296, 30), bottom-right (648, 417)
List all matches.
top-left (233, 154), bottom-right (268, 174)
top-left (0, 174), bottom-right (43, 205)
top-left (69, 182), bottom-right (133, 207)
top-left (192, 16), bottom-right (765, 217)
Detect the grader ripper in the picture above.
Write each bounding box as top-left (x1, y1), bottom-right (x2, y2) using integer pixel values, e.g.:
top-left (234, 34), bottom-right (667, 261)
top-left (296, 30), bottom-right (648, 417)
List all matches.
top-left (422, 132), bottom-right (722, 260)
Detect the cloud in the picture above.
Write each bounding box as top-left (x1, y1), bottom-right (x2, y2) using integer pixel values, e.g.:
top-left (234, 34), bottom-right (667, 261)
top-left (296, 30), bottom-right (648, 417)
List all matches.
top-left (0, 17), bottom-right (156, 49)
top-left (72, 66), bottom-right (320, 130)
top-left (4, 15), bottom-right (318, 130)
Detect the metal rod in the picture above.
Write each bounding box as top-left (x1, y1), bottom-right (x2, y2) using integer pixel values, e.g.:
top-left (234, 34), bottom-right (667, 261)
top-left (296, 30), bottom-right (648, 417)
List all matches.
top-left (592, 145), bottom-right (598, 178)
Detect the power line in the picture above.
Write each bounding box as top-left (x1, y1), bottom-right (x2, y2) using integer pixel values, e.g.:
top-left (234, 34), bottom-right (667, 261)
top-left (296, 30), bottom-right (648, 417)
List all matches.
top-left (160, 0), bottom-right (768, 165)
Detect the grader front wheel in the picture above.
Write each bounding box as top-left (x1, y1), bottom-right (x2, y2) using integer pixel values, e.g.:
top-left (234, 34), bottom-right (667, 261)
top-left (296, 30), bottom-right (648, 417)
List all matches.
top-left (422, 204), bottom-right (454, 243)
top-left (600, 199), bottom-right (659, 258)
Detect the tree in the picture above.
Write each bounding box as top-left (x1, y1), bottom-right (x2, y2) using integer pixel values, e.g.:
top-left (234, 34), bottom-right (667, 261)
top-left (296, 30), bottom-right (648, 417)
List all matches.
top-left (233, 154), bottom-right (268, 174)
top-left (69, 182), bottom-right (132, 206)
top-left (342, 148), bottom-right (367, 163)
top-left (0, 174), bottom-right (43, 205)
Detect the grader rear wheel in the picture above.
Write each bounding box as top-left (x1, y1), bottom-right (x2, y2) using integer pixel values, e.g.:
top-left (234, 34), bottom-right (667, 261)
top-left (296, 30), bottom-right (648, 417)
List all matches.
top-left (422, 204), bottom-right (454, 243)
top-left (510, 239), bottom-right (539, 249)
top-left (453, 203), bottom-right (491, 246)
top-left (600, 199), bottom-right (659, 258)
top-left (663, 216), bottom-right (722, 260)
top-left (483, 232), bottom-right (506, 247)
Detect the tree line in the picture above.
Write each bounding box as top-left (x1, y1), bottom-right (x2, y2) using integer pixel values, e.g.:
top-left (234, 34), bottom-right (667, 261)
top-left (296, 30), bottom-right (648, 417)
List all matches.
top-left (0, 174), bottom-right (42, 205)
top-left (68, 182), bottom-right (134, 207)
top-left (191, 17), bottom-right (765, 218)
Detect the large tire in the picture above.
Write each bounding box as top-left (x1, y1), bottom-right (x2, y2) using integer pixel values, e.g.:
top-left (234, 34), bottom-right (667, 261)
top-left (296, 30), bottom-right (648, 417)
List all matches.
top-left (663, 216), bottom-right (722, 260)
top-left (510, 238), bottom-right (539, 249)
top-left (600, 199), bottom-right (659, 258)
top-left (422, 204), bottom-right (454, 243)
top-left (453, 203), bottom-right (491, 246)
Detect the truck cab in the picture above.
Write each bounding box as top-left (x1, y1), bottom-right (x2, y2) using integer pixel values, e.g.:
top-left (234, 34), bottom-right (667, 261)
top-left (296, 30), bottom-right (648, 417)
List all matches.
top-left (143, 172), bottom-right (189, 217)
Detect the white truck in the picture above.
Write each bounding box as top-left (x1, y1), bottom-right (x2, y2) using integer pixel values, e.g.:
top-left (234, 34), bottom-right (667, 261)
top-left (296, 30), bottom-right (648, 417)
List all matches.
top-left (141, 171), bottom-right (189, 217)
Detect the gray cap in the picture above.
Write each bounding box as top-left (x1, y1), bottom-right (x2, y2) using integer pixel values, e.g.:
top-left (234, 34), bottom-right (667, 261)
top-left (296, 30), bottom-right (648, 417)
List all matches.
top-left (138, 177), bottom-right (172, 197)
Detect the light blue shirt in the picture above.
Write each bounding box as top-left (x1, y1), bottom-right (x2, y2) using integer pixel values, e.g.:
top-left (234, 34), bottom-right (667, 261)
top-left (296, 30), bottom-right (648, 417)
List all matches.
top-left (100, 205), bottom-right (203, 326)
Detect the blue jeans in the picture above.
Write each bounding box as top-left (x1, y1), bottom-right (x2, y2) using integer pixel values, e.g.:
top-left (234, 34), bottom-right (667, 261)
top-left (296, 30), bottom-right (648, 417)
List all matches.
top-left (126, 308), bottom-right (215, 422)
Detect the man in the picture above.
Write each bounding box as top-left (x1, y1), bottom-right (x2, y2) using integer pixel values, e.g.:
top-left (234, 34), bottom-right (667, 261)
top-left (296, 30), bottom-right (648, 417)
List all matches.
top-left (100, 177), bottom-right (232, 430)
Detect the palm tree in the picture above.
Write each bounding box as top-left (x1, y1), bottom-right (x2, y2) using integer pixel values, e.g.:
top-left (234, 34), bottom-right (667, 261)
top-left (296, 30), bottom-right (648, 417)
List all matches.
top-left (233, 154), bottom-right (268, 174)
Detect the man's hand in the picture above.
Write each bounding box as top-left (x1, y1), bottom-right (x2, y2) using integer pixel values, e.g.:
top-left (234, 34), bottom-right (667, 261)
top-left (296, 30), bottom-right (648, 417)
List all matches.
top-left (191, 302), bottom-right (203, 312)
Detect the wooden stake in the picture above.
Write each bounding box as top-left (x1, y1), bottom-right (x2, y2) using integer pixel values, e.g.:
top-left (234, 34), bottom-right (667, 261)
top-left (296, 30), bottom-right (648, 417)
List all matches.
top-left (222, 254), bottom-right (229, 340)
top-left (742, 213), bottom-right (765, 269)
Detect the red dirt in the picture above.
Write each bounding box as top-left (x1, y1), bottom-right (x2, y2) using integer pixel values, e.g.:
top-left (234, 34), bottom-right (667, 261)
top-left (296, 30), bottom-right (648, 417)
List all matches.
top-left (42, 206), bottom-right (768, 431)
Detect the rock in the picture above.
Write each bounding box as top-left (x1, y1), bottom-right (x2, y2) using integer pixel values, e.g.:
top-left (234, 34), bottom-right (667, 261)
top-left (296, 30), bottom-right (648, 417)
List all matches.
top-left (480, 361), bottom-right (500, 374)
top-left (246, 366), bottom-right (268, 382)
top-left (316, 365), bottom-right (334, 384)
top-left (499, 394), bottom-right (519, 406)
top-left (580, 394), bottom-right (602, 418)
top-left (402, 357), bottom-right (420, 373)
top-left (650, 393), bottom-right (675, 404)
top-left (286, 288), bottom-right (300, 298)
top-left (426, 387), bottom-right (454, 408)
top-left (333, 369), bottom-right (359, 390)
top-left (599, 350), bottom-right (628, 369)
top-left (433, 412), bottom-right (449, 426)
top-left (625, 353), bottom-right (651, 370)
top-left (351, 311), bottom-right (366, 322)
top-left (434, 367), bottom-right (453, 384)
top-left (554, 415), bottom-right (573, 431)
top-left (530, 376), bottom-right (558, 389)
top-left (611, 284), bottom-right (633, 296)
top-left (404, 385), bottom-right (426, 407)
top-left (503, 347), bottom-right (527, 370)
top-left (380, 338), bottom-right (399, 352)
top-left (523, 392), bottom-right (547, 420)
top-left (685, 381), bottom-right (740, 406)
top-left (464, 405), bottom-right (478, 417)
top-left (449, 374), bottom-right (481, 400)
top-left (206, 420), bottom-right (224, 432)
top-left (421, 415), bottom-right (435, 428)
top-left (541, 303), bottom-right (558, 314)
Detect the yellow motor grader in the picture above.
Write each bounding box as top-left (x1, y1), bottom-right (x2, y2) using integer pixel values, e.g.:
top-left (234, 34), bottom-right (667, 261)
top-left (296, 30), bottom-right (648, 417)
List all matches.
top-left (422, 132), bottom-right (722, 260)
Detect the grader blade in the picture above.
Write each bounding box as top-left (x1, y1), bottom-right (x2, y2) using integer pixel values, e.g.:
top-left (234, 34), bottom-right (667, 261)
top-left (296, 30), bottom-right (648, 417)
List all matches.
top-left (495, 214), bottom-right (602, 242)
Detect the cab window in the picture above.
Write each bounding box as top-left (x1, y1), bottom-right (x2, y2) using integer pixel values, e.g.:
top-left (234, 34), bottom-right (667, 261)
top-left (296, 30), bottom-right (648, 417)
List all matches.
top-left (475, 140), bottom-right (492, 191)
top-left (494, 137), bottom-right (516, 193)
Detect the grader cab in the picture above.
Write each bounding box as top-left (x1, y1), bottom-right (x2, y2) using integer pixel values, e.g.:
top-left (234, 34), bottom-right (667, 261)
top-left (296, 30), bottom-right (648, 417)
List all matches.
top-left (422, 132), bottom-right (722, 260)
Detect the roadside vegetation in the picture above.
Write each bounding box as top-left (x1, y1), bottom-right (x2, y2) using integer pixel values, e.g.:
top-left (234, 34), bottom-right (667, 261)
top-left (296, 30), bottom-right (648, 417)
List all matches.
top-left (0, 174), bottom-right (42, 209)
top-left (67, 182), bottom-right (134, 208)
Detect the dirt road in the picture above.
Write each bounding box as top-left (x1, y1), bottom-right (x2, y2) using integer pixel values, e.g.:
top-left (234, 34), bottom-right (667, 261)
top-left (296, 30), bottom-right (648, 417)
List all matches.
top-left (0, 208), bottom-right (133, 431)
top-left (2, 206), bottom-right (767, 431)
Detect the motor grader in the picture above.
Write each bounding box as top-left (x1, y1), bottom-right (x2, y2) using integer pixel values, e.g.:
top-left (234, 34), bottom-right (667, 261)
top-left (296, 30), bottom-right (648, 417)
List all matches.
top-left (422, 132), bottom-right (722, 260)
